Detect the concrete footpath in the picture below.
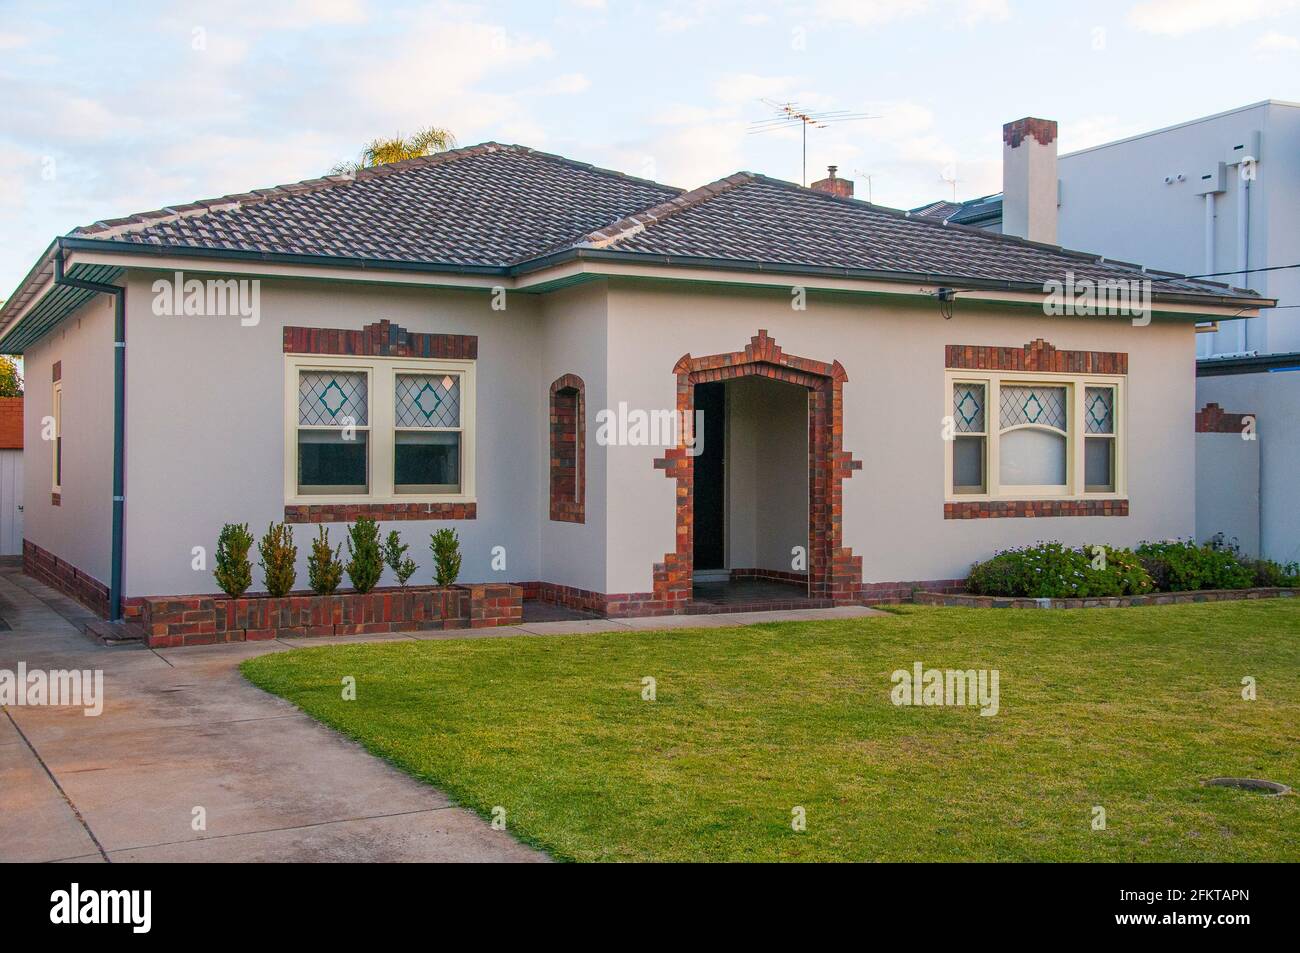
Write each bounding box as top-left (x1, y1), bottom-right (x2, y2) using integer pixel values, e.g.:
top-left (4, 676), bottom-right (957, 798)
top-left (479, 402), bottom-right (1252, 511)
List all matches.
top-left (0, 566), bottom-right (882, 863)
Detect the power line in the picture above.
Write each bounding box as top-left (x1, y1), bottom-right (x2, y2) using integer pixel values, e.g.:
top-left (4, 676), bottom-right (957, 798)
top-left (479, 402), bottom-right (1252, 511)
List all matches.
top-left (1183, 262), bottom-right (1300, 279)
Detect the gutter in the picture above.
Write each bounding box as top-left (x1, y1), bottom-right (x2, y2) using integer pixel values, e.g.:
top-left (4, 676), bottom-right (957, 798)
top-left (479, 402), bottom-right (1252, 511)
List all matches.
top-left (52, 240), bottom-right (125, 621)
top-left (55, 236), bottom-right (1277, 313)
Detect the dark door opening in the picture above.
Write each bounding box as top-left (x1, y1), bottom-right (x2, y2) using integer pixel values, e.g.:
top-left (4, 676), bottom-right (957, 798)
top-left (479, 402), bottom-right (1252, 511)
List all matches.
top-left (692, 381), bottom-right (726, 571)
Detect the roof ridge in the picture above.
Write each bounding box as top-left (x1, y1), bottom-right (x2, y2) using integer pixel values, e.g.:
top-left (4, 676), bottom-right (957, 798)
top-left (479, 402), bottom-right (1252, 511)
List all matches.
top-left (74, 141), bottom-right (685, 243)
top-left (578, 172), bottom-right (756, 249)
top-left (74, 141), bottom-right (529, 240)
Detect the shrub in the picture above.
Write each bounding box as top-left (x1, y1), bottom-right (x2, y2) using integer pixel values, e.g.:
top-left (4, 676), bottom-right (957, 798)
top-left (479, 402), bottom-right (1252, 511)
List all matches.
top-left (257, 522), bottom-right (298, 597)
top-left (307, 526), bottom-right (344, 595)
top-left (383, 530), bottom-right (418, 587)
top-left (431, 528), bottom-right (462, 587)
top-left (1135, 538), bottom-right (1254, 592)
top-left (214, 523), bottom-right (254, 598)
top-left (1251, 558), bottom-right (1300, 588)
top-left (965, 541), bottom-right (1153, 599)
top-left (345, 517), bottom-right (384, 593)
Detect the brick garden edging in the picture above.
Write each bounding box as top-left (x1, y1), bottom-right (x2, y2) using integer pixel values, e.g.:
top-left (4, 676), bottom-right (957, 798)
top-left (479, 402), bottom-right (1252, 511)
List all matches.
top-left (141, 582), bottom-right (522, 648)
top-left (914, 587), bottom-right (1296, 609)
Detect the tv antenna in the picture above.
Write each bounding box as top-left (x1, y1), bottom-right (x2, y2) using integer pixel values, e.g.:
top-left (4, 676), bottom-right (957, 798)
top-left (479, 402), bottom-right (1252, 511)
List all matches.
top-left (748, 99), bottom-right (876, 186)
top-left (939, 164), bottom-right (961, 201)
top-left (852, 168), bottom-right (875, 204)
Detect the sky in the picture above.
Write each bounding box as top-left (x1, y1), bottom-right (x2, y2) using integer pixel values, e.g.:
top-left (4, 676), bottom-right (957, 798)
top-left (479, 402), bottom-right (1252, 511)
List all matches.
top-left (1, 0), bottom-right (1298, 293)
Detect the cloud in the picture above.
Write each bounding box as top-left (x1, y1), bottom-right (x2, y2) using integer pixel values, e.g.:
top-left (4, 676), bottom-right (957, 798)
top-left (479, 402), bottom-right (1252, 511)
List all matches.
top-left (957, 0), bottom-right (1010, 26)
top-left (1127, 0), bottom-right (1298, 36)
top-left (542, 72), bottom-right (591, 94)
top-left (1058, 115), bottom-right (1149, 152)
top-left (0, 31), bottom-right (30, 50)
top-left (1254, 29), bottom-right (1300, 49)
top-left (813, 0), bottom-right (1010, 28)
top-left (713, 72), bottom-right (802, 103)
top-left (815, 0), bottom-right (929, 27)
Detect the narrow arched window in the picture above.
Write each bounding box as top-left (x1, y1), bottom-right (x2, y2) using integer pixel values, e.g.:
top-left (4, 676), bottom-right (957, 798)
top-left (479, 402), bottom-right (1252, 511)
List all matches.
top-left (549, 375), bottom-right (584, 523)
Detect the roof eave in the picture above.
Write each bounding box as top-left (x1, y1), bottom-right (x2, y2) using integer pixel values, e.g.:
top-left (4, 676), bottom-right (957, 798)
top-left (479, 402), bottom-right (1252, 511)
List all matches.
top-left (516, 247), bottom-right (1276, 313)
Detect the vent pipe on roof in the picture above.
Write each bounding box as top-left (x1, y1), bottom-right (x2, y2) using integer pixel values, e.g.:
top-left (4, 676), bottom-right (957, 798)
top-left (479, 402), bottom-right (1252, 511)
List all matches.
top-left (1002, 117), bottom-right (1058, 244)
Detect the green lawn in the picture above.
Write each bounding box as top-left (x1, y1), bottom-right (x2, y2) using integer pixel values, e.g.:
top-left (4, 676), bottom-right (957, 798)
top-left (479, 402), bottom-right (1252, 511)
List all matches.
top-left (241, 601), bottom-right (1300, 862)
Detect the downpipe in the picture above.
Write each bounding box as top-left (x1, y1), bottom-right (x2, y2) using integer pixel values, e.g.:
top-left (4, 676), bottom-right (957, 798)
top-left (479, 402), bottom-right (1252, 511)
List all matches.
top-left (52, 240), bottom-right (125, 621)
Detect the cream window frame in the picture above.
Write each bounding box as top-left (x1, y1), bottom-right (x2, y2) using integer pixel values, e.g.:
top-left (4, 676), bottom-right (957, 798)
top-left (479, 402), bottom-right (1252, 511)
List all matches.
top-left (52, 379), bottom-right (63, 493)
top-left (284, 353), bottom-right (476, 506)
top-left (944, 368), bottom-right (1126, 502)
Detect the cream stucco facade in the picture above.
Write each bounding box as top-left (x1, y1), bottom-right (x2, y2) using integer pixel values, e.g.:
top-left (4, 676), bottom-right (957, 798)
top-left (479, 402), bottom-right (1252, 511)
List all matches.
top-left (19, 266), bottom-right (1201, 605)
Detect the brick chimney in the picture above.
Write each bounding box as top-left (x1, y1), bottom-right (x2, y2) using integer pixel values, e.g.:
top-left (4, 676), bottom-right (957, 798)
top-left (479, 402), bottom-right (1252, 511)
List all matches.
top-left (811, 165), bottom-right (853, 199)
top-left (1002, 117), bottom-right (1058, 244)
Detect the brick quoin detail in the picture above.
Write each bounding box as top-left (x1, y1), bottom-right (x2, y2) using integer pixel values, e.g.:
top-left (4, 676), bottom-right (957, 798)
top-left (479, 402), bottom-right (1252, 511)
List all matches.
top-left (52, 361), bottom-right (61, 382)
top-left (549, 374), bottom-right (585, 523)
top-left (1196, 402), bottom-right (1254, 434)
top-left (944, 499), bottom-right (1129, 520)
top-left (283, 319), bottom-right (477, 359)
top-left (652, 330), bottom-right (863, 611)
top-left (945, 338), bottom-right (1127, 375)
top-left (285, 502), bottom-right (476, 524)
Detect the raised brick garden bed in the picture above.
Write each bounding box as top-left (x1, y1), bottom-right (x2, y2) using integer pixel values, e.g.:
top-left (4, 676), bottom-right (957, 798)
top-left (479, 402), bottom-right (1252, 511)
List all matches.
top-left (140, 582), bottom-right (522, 648)
top-left (914, 587), bottom-right (1296, 610)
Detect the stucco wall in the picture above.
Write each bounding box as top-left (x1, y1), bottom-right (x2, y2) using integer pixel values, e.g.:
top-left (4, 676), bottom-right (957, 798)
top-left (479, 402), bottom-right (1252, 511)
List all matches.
top-left (122, 272), bottom-right (547, 598)
top-left (1195, 432), bottom-right (1260, 556)
top-left (537, 280), bottom-right (608, 593)
top-left (1197, 370), bottom-right (1300, 563)
top-left (605, 280), bottom-right (1197, 592)
top-left (21, 293), bottom-right (116, 582)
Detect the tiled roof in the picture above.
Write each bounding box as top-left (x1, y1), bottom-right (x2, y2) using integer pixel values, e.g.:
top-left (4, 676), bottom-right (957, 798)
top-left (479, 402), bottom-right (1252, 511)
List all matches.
top-left (57, 142), bottom-right (1260, 301)
top-left (909, 200), bottom-right (964, 222)
top-left (81, 143), bottom-right (681, 268)
top-left (581, 174), bottom-right (1255, 298)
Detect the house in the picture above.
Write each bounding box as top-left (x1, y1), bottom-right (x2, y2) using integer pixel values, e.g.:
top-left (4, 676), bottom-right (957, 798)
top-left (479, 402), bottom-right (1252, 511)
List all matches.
top-left (0, 137), bottom-right (1270, 630)
top-left (915, 104), bottom-right (1300, 562)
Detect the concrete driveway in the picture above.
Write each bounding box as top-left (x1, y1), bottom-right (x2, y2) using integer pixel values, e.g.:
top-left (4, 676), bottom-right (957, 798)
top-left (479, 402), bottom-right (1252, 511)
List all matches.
top-left (0, 568), bottom-right (545, 863)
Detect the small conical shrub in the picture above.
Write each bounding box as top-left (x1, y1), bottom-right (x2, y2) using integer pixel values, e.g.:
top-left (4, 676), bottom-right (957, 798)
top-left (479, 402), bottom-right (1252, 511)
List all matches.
top-left (308, 526), bottom-right (344, 595)
top-left (431, 528), bottom-right (462, 587)
top-left (383, 530), bottom-right (418, 587)
top-left (214, 523), bottom-right (254, 598)
top-left (257, 522), bottom-right (297, 597)
top-left (345, 517), bottom-right (383, 593)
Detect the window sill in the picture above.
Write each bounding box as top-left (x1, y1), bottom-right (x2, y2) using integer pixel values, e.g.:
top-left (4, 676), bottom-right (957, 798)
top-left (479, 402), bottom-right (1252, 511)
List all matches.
top-left (944, 499), bottom-right (1129, 519)
top-left (284, 501), bottom-right (477, 524)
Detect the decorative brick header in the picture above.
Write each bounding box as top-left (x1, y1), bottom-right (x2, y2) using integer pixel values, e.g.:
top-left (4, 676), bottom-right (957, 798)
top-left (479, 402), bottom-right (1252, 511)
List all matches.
top-left (1003, 117), bottom-right (1057, 148)
top-left (652, 330), bottom-right (863, 611)
top-left (549, 374), bottom-right (585, 523)
top-left (1196, 402), bottom-right (1253, 434)
top-left (285, 501), bottom-right (476, 523)
top-left (945, 339), bottom-right (1127, 375)
top-left (283, 319), bottom-right (477, 360)
top-left (945, 499), bottom-right (1128, 520)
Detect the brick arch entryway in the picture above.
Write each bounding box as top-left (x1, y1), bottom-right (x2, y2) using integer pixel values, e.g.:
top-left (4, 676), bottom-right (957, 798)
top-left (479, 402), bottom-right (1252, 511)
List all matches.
top-left (652, 330), bottom-right (863, 609)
